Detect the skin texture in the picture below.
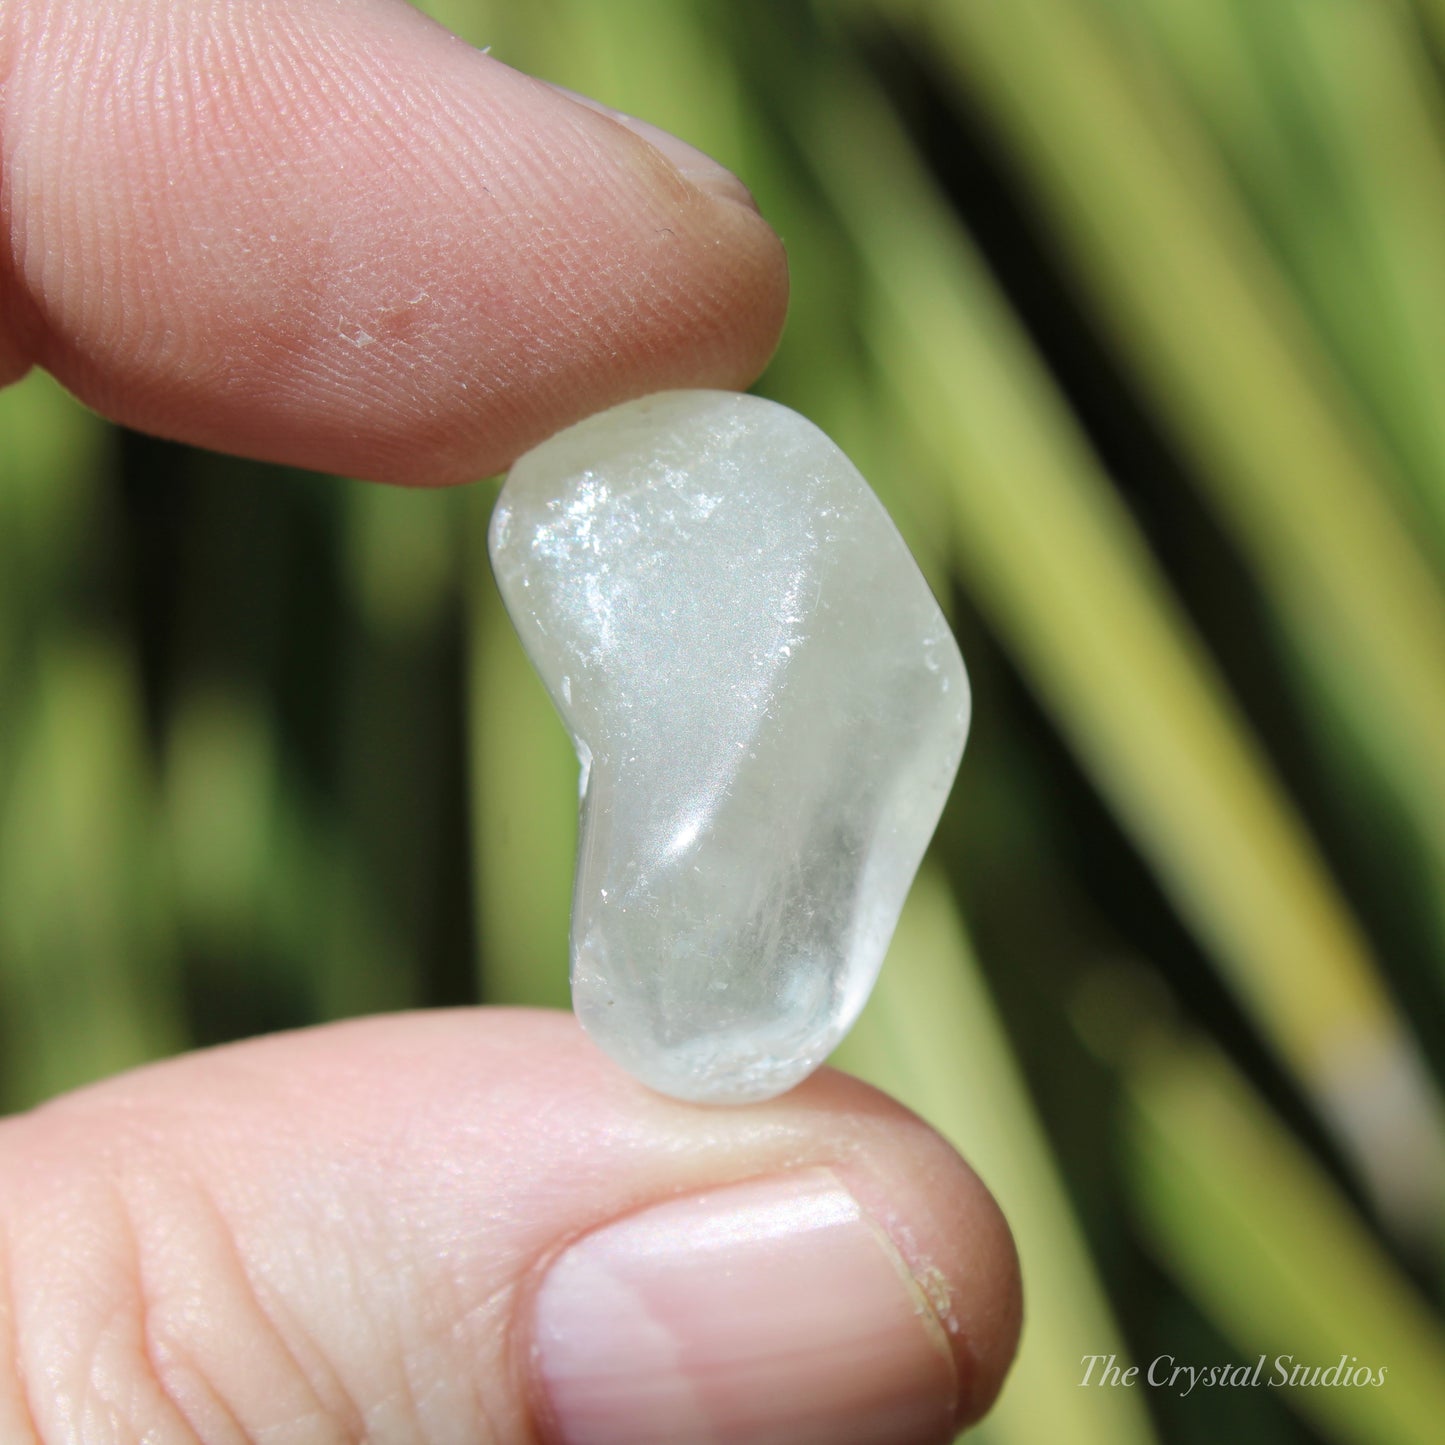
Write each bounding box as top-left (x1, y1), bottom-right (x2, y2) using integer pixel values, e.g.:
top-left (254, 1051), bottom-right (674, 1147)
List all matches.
top-left (0, 0), bottom-right (787, 482)
top-left (0, 2), bottom-right (1022, 1440)
top-left (1, 1013), bottom-right (1021, 1443)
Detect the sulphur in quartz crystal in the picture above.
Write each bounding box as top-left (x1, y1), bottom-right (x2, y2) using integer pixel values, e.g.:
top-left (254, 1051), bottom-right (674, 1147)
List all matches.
top-left (489, 391), bottom-right (969, 1103)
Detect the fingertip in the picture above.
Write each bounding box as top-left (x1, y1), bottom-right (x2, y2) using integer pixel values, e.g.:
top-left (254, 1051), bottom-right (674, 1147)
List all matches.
top-left (1, 1013), bottom-right (1016, 1445)
top-left (520, 1062), bottom-right (1021, 1445)
top-left (1, 0), bottom-right (790, 483)
top-left (529, 78), bottom-right (764, 215)
top-left (794, 1068), bottom-right (1024, 1431)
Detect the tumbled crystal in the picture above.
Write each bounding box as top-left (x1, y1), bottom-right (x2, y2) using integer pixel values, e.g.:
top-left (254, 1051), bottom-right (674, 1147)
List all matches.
top-left (489, 391), bottom-right (969, 1103)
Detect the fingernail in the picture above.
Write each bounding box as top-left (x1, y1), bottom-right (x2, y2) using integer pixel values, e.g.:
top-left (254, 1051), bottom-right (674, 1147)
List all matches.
top-left (544, 82), bottom-right (760, 210)
top-left (529, 1169), bottom-right (959, 1445)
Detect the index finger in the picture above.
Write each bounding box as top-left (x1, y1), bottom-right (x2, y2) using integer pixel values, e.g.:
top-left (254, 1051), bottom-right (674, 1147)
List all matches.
top-left (0, 0), bottom-right (788, 483)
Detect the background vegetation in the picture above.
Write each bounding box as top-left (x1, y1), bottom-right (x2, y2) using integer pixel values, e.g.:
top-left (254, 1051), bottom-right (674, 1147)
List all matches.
top-left (4, 1), bottom-right (1445, 1440)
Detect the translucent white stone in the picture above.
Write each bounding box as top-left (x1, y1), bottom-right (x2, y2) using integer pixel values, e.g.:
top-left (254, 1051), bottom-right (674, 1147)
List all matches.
top-left (489, 391), bottom-right (969, 1103)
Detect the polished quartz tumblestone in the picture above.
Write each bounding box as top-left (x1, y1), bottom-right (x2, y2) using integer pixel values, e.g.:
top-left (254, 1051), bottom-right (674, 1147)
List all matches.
top-left (489, 391), bottom-right (970, 1103)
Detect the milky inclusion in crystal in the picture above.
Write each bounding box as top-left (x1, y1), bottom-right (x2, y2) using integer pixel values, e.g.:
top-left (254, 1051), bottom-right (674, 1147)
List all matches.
top-left (489, 391), bottom-right (970, 1103)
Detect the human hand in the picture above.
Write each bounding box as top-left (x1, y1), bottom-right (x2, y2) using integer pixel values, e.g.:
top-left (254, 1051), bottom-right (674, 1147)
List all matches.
top-left (0, 3), bottom-right (1022, 1442)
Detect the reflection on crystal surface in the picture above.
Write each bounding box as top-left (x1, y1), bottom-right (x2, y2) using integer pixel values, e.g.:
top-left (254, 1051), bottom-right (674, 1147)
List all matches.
top-left (490, 391), bottom-right (970, 1103)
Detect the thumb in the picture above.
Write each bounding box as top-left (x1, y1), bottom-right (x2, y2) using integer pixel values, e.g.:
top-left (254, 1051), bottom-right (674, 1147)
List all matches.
top-left (0, 0), bottom-right (788, 483)
top-left (0, 1010), bottom-right (1021, 1444)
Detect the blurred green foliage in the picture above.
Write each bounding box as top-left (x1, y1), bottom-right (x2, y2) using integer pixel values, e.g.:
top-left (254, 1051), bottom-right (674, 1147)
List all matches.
top-left (4, 1), bottom-right (1445, 1441)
